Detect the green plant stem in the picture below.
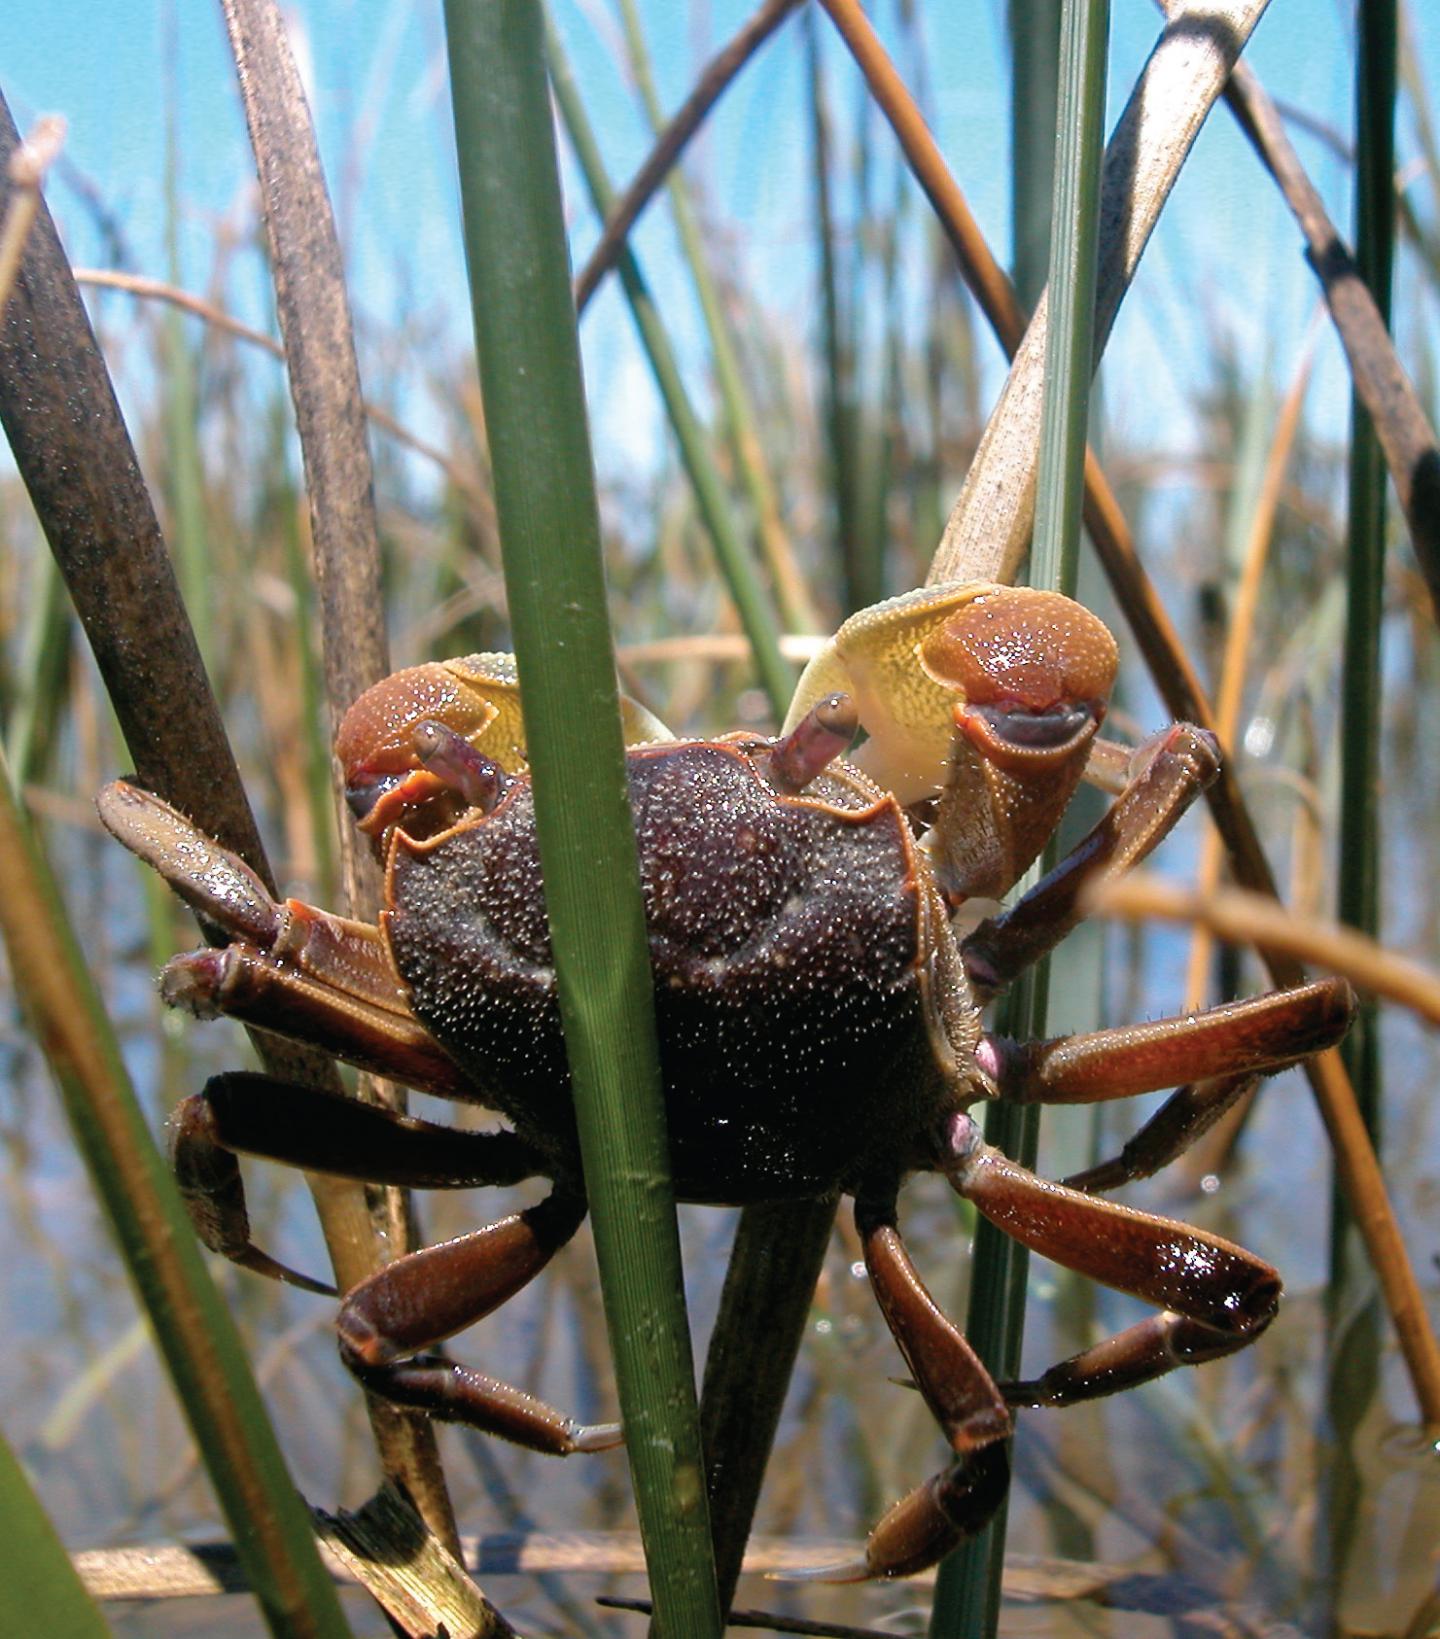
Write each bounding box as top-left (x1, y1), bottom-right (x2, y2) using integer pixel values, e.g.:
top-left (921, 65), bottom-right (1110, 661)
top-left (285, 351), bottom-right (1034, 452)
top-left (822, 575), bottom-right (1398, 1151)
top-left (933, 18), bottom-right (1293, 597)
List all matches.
top-left (609, 0), bottom-right (819, 640)
top-left (546, 20), bottom-right (793, 721)
top-left (0, 1421), bottom-right (110, 1637)
top-left (442, 5), bottom-right (720, 1633)
top-left (932, 1), bottom-right (1108, 1631)
top-left (1331, 0), bottom-right (1394, 1256)
top-left (0, 751), bottom-right (353, 1639)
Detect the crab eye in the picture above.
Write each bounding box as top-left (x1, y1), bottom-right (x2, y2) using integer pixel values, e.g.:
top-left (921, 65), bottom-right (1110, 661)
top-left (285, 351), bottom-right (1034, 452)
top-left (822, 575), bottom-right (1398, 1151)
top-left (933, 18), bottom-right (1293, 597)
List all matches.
top-left (412, 720), bottom-right (509, 814)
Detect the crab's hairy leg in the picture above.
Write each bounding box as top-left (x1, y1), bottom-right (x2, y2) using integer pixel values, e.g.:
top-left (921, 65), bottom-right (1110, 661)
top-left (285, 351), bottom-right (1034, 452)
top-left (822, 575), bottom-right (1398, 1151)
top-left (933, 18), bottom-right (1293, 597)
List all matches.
top-left (171, 1074), bottom-right (548, 1293)
top-left (1061, 1072), bottom-right (1259, 1194)
top-left (942, 1113), bottom-right (1280, 1338)
top-left (781, 1196), bottom-right (1011, 1582)
top-left (162, 943), bottom-right (471, 1099)
top-left (338, 1189), bottom-right (620, 1456)
top-left (960, 723), bottom-right (1220, 998)
top-left (1001, 1307), bottom-right (1271, 1408)
top-left (985, 979), bottom-right (1355, 1104)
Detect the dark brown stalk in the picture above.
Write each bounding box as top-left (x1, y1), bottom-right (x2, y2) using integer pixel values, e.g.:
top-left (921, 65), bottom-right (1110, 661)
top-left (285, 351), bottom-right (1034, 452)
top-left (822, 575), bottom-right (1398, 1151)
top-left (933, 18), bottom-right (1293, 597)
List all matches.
top-left (573, 0), bottom-right (803, 314)
top-left (818, 0), bottom-right (1440, 1425)
top-left (218, 0), bottom-right (471, 1569)
top-left (1187, 15), bottom-right (1440, 625)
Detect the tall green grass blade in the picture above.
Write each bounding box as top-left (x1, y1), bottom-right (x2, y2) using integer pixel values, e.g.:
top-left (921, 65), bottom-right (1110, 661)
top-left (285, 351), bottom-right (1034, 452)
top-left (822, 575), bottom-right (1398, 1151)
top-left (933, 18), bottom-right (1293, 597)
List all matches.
top-left (1322, 3), bottom-right (1396, 1619)
top-left (0, 751), bottom-right (354, 1639)
top-left (609, 0), bottom-right (818, 641)
top-left (0, 1422), bottom-right (109, 1638)
top-left (4, 547), bottom-right (69, 785)
top-left (549, 26), bottom-right (830, 1604)
top-left (546, 21), bottom-right (793, 720)
top-left (1332, 0), bottom-right (1394, 1222)
top-left (933, 1), bottom-right (1109, 1630)
top-left (442, 5), bottom-right (720, 1633)
top-left (805, 7), bottom-right (866, 614)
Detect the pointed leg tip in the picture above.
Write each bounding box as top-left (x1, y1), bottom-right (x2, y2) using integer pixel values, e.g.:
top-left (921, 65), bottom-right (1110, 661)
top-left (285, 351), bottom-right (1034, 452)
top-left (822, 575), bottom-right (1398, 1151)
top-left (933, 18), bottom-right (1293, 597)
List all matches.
top-left (767, 1557), bottom-right (874, 1584)
top-left (570, 1421), bottom-right (623, 1454)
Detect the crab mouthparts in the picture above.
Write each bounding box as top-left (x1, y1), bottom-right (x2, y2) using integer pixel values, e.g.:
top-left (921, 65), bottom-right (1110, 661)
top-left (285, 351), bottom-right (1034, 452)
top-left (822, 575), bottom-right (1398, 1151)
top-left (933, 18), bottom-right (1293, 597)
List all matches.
top-left (960, 698), bottom-right (1102, 760)
top-left (345, 768), bottom-right (406, 825)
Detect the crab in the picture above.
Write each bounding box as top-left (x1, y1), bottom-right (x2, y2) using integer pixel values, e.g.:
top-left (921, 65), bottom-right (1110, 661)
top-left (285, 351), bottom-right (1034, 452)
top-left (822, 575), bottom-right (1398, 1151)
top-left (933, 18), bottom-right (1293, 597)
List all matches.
top-left (98, 581), bottom-right (1353, 1581)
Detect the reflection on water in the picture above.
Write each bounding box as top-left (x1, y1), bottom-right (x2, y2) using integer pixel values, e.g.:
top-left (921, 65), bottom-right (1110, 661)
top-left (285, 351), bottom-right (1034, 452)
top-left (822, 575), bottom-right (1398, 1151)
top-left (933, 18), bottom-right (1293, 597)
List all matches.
top-left (1, 846), bottom-right (1437, 1637)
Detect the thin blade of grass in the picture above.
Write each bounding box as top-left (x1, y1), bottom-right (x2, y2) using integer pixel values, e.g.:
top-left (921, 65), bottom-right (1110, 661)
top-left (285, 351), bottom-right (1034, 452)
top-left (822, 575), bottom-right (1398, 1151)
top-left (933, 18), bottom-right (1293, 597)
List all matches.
top-left (1323, 6), bottom-right (1398, 1607)
top-left (546, 23), bottom-right (830, 1605)
top-left (573, 0), bottom-right (802, 316)
top-left (933, 2), bottom-right (1108, 1630)
top-left (931, 0), bottom-right (1272, 586)
top-left (0, 751), bottom-right (354, 1639)
top-left (443, 4), bottom-right (720, 1631)
top-left (547, 19), bottom-right (793, 718)
top-left (0, 1422), bottom-right (110, 1638)
top-left (604, 0), bottom-right (818, 638)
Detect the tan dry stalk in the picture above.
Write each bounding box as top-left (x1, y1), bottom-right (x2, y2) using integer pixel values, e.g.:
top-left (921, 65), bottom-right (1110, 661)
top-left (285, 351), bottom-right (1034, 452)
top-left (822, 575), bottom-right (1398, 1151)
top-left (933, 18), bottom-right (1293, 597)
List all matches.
top-left (1183, 319), bottom-right (1322, 1010)
top-left (0, 116), bottom-right (64, 321)
top-left (1098, 875), bottom-right (1440, 1037)
top-left (218, 0), bottom-right (471, 1564)
top-left (71, 268), bottom-right (494, 524)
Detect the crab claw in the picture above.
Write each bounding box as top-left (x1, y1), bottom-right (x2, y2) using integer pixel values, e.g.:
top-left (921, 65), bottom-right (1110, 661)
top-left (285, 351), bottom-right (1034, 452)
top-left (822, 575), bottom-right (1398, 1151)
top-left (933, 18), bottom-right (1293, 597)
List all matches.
top-left (784, 582), bottom-right (1117, 901)
top-left (337, 653), bottom-right (672, 842)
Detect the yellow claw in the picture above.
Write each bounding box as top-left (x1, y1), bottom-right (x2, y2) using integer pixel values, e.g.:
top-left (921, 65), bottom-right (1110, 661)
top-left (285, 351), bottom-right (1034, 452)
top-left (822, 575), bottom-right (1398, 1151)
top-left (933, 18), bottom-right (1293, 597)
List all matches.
top-left (787, 582), bottom-right (1118, 901)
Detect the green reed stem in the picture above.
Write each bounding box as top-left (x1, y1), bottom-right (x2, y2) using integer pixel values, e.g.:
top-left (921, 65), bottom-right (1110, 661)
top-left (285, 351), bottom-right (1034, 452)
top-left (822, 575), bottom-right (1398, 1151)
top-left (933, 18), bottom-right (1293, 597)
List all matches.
top-left (610, 0), bottom-right (819, 639)
top-left (442, 6), bottom-right (720, 1633)
top-left (932, 1), bottom-right (1108, 1631)
top-left (546, 20), bottom-right (793, 721)
top-left (1331, 0), bottom-right (1395, 1247)
top-left (0, 1422), bottom-right (108, 1639)
top-left (0, 1422), bottom-right (109, 1638)
top-left (0, 750), bottom-right (353, 1639)
top-left (1321, 6), bottom-right (1396, 1620)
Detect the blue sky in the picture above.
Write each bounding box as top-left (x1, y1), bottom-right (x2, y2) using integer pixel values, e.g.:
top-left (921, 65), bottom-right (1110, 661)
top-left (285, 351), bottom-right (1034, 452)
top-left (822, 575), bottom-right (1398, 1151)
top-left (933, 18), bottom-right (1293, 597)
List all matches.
top-left (2, 2), bottom-right (1435, 490)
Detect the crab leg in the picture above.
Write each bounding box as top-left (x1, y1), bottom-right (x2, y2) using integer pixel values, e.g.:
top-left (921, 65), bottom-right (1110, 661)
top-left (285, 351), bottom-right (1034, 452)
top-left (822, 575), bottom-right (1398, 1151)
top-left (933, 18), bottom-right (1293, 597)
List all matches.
top-left (162, 943), bottom-right (472, 1100)
top-left (940, 1113), bottom-right (1279, 1400)
top-left (172, 1072), bottom-right (549, 1292)
top-left (980, 978), bottom-right (1353, 1189)
top-left (338, 1188), bottom-right (621, 1456)
top-left (1000, 1306), bottom-right (1270, 1408)
top-left (99, 780), bottom-right (409, 1014)
top-left (786, 1195), bottom-right (1011, 1581)
top-left (984, 979), bottom-right (1354, 1105)
top-left (959, 722), bottom-right (1220, 998)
